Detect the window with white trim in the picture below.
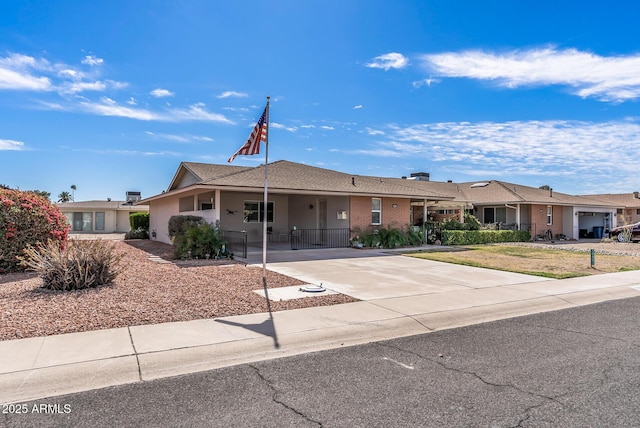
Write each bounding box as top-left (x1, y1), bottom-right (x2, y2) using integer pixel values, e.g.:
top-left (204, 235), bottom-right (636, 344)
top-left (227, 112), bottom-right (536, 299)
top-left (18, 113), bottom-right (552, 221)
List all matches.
top-left (243, 201), bottom-right (274, 223)
top-left (547, 205), bottom-right (553, 225)
top-left (371, 198), bottom-right (382, 225)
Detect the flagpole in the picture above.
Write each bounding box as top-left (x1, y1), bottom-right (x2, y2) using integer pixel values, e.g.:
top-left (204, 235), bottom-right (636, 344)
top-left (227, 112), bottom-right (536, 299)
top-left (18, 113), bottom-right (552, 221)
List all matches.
top-left (262, 96), bottom-right (270, 282)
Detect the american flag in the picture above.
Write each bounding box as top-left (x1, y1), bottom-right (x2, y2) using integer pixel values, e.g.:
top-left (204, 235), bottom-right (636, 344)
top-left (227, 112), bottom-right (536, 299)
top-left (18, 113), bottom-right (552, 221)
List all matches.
top-left (227, 106), bottom-right (268, 163)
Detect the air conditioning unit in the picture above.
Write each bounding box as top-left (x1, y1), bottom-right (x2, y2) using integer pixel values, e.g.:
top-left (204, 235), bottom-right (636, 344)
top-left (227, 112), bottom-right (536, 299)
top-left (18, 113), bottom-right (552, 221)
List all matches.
top-left (126, 191), bottom-right (141, 203)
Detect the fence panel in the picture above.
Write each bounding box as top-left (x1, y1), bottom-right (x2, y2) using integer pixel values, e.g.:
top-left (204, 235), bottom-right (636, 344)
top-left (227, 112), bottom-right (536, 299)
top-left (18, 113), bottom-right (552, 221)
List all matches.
top-left (290, 228), bottom-right (351, 250)
top-left (221, 230), bottom-right (247, 258)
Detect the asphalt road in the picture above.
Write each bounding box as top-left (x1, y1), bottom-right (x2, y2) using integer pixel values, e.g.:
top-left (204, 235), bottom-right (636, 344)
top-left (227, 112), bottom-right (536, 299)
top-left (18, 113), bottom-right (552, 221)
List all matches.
top-left (4, 296), bottom-right (640, 427)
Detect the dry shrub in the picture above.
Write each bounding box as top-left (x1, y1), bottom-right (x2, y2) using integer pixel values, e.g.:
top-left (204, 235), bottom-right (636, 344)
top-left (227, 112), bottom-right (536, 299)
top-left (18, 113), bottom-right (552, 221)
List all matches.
top-left (19, 239), bottom-right (122, 291)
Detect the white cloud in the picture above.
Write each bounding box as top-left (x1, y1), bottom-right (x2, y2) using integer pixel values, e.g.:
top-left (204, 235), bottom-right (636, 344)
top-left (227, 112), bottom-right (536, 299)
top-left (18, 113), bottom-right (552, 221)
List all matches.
top-left (356, 119), bottom-right (640, 190)
top-left (366, 52), bottom-right (409, 71)
top-left (320, 125), bottom-right (335, 130)
top-left (150, 88), bottom-right (174, 98)
top-left (422, 46), bottom-right (640, 102)
top-left (145, 131), bottom-right (213, 143)
top-left (81, 55), bottom-right (104, 66)
top-left (300, 124), bottom-right (316, 129)
top-left (354, 105), bottom-right (363, 109)
top-left (0, 53), bottom-right (129, 94)
top-left (217, 90), bottom-right (248, 98)
top-left (168, 103), bottom-right (233, 123)
top-left (0, 138), bottom-right (25, 150)
top-left (79, 100), bottom-right (160, 120)
top-left (0, 67), bottom-right (51, 90)
top-left (270, 122), bottom-right (297, 132)
top-left (127, 97), bottom-right (137, 105)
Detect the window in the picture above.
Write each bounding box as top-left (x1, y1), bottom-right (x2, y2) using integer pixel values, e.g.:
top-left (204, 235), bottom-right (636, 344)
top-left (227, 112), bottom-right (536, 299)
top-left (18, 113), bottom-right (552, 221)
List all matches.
top-left (95, 212), bottom-right (105, 230)
top-left (484, 207), bottom-right (495, 223)
top-left (179, 196), bottom-right (194, 212)
top-left (200, 202), bottom-right (213, 210)
top-left (636, 209), bottom-right (640, 215)
top-left (547, 205), bottom-right (553, 225)
top-left (71, 212), bottom-right (93, 231)
top-left (243, 201), bottom-right (274, 223)
top-left (483, 207), bottom-right (507, 224)
top-left (372, 198), bottom-right (382, 225)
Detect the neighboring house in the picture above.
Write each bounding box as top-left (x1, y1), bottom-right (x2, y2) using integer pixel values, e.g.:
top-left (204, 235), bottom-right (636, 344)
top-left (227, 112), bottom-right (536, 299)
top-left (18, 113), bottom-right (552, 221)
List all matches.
top-left (140, 161), bottom-right (459, 245)
top-left (56, 200), bottom-right (149, 233)
top-left (582, 192), bottom-right (640, 226)
top-left (141, 160), bottom-right (622, 245)
top-left (461, 181), bottom-right (619, 240)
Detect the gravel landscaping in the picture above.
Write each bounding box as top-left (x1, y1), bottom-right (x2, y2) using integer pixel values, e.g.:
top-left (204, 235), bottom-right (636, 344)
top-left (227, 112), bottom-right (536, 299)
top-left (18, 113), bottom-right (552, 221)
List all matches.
top-left (0, 240), bottom-right (357, 341)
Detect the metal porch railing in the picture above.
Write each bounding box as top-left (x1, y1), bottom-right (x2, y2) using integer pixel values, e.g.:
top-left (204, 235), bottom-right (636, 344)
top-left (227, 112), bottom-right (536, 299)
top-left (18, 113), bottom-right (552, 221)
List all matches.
top-left (290, 228), bottom-right (351, 250)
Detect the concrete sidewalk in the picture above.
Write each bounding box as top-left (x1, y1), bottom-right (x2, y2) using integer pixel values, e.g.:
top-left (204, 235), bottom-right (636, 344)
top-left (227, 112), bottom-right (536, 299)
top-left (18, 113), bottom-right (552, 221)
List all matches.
top-left (2, 254), bottom-right (640, 404)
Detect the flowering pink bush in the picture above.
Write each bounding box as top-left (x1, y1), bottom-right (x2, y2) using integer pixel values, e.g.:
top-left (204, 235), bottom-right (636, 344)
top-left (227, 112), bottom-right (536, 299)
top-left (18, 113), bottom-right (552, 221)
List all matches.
top-left (0, 189), bottom-right (69, 272)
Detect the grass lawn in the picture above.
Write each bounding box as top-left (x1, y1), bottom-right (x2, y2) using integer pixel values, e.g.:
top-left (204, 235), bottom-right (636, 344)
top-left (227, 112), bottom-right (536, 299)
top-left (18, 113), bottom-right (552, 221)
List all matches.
top-left (406, 245), bottom-right (640, 279)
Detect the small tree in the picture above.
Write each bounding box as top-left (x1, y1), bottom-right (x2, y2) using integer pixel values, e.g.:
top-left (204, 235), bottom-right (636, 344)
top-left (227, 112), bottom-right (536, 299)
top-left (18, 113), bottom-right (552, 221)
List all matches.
top-left (1, 189), bottom-right (69, 272)
top-left (58, 191), bottom-right (72, 203)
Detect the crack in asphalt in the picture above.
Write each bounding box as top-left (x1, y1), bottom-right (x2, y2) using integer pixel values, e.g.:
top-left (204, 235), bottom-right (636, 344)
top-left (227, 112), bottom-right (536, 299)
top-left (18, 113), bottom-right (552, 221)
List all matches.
top-left (375, 342), bottom-right (567, 427)
top-left (248, 364), bottom-right (323, 427)
top-left (513, 319), bottom-right (633, 344)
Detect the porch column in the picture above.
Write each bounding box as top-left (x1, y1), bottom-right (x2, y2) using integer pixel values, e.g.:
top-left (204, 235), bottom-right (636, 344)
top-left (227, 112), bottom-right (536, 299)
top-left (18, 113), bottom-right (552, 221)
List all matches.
top-left (516, 204), bottom-right (521, 229)
top-left (459, 204), bottom-right (464, 222)
top-left (423, 199), bottom-right (427, 223)
top-left (214, 190), bottom-right (221, 224)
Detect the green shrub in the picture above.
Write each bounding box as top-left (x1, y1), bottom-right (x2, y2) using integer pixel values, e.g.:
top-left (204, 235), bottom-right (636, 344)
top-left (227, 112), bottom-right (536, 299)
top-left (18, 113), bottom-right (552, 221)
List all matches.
top-left (129, 212), bottom-right (149, 231)
top-left (172, 222), bottom-right (231, 259)
top-left (0, 189), bottom-right (69, 272)
top-left (168, 215), bottom-right (205, 239)
top-left (18, 239), bottom-right (122, 290)
top-left (125, 227), bottom-right (149, 240)
top-left (464, 213), bottom-right (482, 230)
top-left (405, 225), bottom-right (425, 246)
top-left (441, 230), bottom-right (531, 245)
top-left (352, 225), bottom-right (423, 249)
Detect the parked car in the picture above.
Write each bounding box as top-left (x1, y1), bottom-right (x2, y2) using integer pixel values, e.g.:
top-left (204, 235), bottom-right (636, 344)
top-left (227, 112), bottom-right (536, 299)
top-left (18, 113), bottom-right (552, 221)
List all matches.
top-left (610, 222), bottom-right (640, 242)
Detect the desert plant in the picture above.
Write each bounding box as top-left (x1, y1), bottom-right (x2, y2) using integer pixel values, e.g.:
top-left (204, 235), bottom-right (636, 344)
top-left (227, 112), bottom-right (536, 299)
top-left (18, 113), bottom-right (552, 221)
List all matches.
top-left (0, 189), bottom-right (69, 272)
top-left (18, 239), bottom-right (122, 290)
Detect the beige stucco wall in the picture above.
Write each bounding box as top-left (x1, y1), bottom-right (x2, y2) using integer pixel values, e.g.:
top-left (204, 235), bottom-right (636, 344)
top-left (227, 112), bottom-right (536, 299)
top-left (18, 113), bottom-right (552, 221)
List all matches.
top-left (220, 192), bottom-right (289, 243)
top-left (149, 197), bottom-right (180, 244)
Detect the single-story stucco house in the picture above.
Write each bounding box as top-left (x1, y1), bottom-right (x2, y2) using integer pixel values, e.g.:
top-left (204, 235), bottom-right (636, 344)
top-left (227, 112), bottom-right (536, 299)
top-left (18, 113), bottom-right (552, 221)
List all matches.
top-left (55, 199), bottom-right (149, 233)
top-left (140, 160), bottom-right (622, 246)
top-left (582, 192), bottom-right (640, 227)
top-left (457, 181), bottom-right (619, 240)
top-left (140, 161), bottom-right (461, 245)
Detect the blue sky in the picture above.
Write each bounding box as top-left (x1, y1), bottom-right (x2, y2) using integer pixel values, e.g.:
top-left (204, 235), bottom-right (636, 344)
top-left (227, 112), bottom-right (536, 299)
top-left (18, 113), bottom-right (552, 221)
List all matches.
top-left (2, 1), bottom-right (640, 201)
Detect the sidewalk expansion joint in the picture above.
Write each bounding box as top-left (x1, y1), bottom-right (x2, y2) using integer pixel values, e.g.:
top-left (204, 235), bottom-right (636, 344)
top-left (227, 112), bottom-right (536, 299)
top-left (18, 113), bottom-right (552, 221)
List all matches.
top-left (127, 327), bottom-right (143, 382)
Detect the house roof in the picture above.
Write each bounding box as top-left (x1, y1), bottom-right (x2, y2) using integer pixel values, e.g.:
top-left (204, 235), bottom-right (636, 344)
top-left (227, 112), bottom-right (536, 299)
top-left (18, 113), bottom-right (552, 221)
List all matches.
top-left (142, 160), bottom-right (623, 208)
top-left (168, 160), bottom-right (457, 200)
top-left (167, 162), bottom-right (252, 191)
top-left (55, 200), bottom-right (149, 211)
top-left (581, 193), bottom-right (640, 208)
top-left (459, 180), bottom-right (619, 207)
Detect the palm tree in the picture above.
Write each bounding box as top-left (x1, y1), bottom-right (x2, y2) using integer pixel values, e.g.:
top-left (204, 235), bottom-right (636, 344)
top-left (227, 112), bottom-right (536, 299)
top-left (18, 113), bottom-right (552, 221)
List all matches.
top-left (70, 184), bottom-right (77, 202)
top-left (58, 191), bottom-right (72, 203)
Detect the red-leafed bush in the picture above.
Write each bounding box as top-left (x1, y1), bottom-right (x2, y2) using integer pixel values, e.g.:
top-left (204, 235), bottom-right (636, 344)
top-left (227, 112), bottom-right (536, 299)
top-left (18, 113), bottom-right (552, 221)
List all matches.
top-left (0, 189), bottom-right (69, 272)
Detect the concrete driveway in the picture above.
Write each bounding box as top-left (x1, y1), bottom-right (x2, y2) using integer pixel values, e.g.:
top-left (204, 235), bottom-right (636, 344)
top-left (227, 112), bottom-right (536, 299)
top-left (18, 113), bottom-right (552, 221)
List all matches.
top-left (262, 249), bottom-right (553, 301)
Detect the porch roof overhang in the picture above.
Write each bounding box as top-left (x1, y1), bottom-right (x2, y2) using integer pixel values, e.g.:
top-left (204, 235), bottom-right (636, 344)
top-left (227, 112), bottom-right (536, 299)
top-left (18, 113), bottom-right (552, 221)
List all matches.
top-left (138, 183), bottom-right (457, 204)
